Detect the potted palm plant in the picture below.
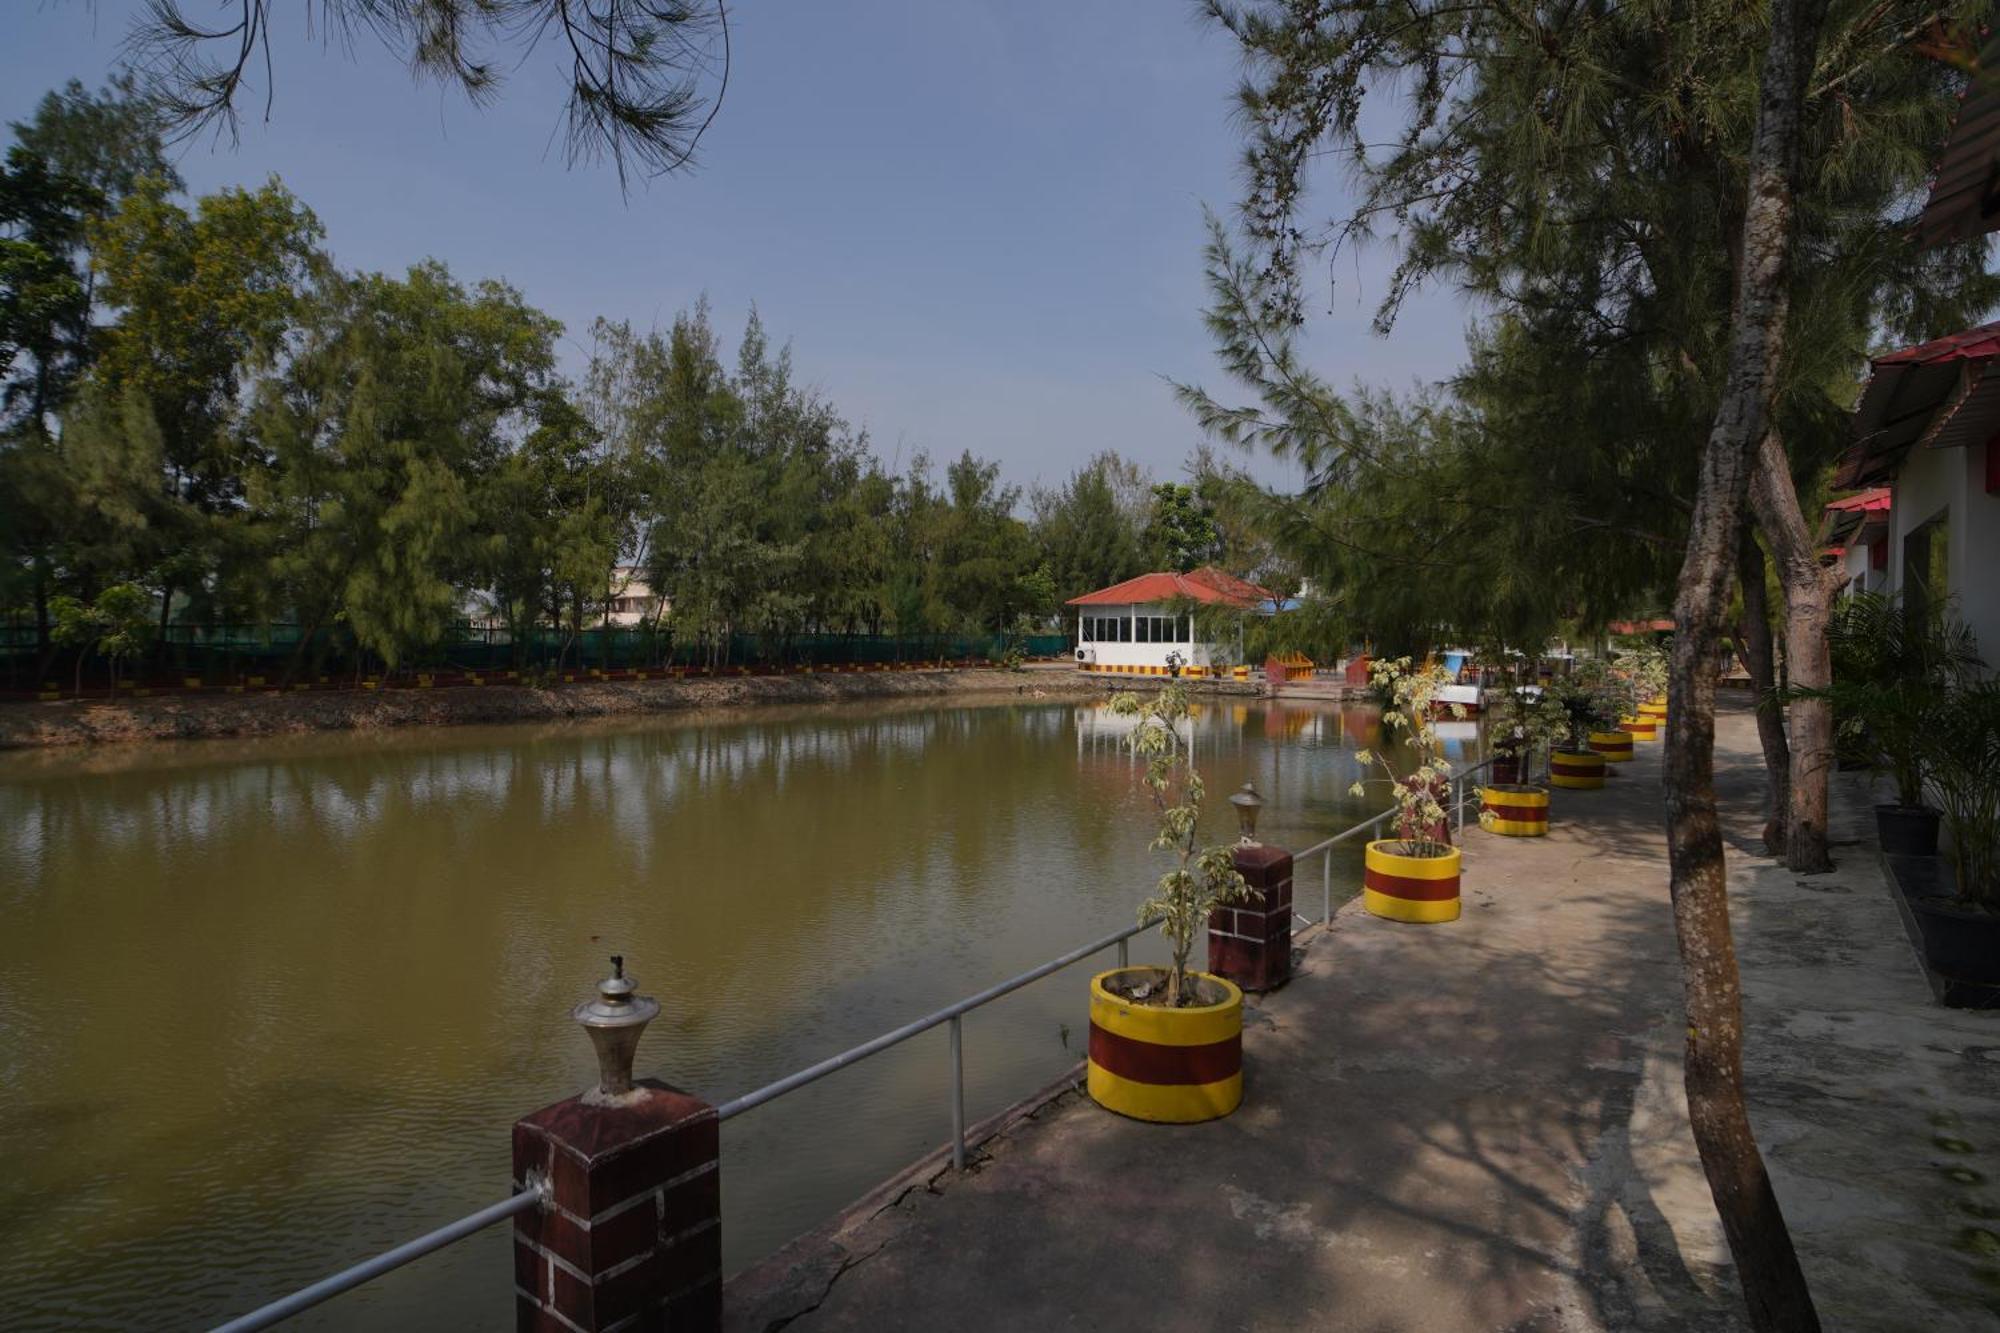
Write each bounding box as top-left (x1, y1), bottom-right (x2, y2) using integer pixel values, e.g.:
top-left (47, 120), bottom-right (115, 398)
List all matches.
top-left (1353, 657), bottom-right (1463, 921)
top-left (1088, 683), bottom-right (1252, 1123)
top-left (1810, 592), bottom-right (1982, 855)
top-left (1479, 685), bottom-right (1565, 837)
top-left (1905, 680), bottom-right (2000, 989)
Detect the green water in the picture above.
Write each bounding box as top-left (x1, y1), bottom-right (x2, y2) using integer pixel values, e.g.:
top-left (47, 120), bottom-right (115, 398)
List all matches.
top-left (0, 694), bottom-right (1481, 1329)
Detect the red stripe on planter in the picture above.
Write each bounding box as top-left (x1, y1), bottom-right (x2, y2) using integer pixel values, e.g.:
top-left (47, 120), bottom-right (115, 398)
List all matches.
top-left (1551, 760), bottom-right (1601, 775)
top-left (1087, 1023), bottom-right (1241, 1086)
top-left (1362, 867), bottom-right (1461, 902)
top-left (1481, 801), bottom-right (1548, 821)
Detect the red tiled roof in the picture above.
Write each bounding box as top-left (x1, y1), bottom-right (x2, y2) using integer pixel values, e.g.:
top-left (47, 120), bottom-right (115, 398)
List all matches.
top-left (1822, 488), bottom-right (1892, 513)
top-left (1870, 323), bottom-right (2000, 366)
top-left (1066, 565), bottom-right (1273, 608)
top-left (1916, 32), bottom-right (2000, 249)
top-left (1838, 322), bottom-right (2000, 488)
top-left (1608, 618), bottom-right (1675, 634)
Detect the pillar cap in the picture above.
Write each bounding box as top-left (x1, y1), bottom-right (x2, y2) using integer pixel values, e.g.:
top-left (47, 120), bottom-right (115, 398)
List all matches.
top-left (572, 956), bottom-right (660, 1100)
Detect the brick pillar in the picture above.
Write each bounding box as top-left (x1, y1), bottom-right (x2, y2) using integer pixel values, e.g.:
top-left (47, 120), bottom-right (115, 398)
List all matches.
top-left (512, 1079), bottom-right (720, 1332)
top-left (1207, 844), bottom-right (1294, 993)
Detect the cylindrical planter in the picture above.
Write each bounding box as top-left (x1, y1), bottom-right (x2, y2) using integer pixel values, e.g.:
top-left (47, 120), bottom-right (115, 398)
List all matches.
top-left (1550, 750), bottom-right (1606, 789)
top-left (1087, 968), bottom-right (1243, 1123)
top-left (1908, 895), bottom-right (2000, 985)
top-left (1876, 804), bottom-right (1941, 857)
top-left (1618, 715), bottom-right (1659, 742)
top-left (1480, 784), bottom-right (1549, 837)
top-left (1589, 730), bottom-right (1634, 762)
top-left (1639, 700), bottom-right (1668, 722)
top-left (1363, 840), bottom-right (1462, 924)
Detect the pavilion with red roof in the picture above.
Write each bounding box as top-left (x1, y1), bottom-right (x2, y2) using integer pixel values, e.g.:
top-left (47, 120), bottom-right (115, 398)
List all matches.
top-left (1065, 566), bottom-right (1273, 677)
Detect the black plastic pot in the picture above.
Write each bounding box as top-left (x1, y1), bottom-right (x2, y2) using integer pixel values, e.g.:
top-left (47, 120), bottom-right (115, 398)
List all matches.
top-left (1908, 894), bottom-right (2000, 985)
top-left (1876, 804), bottom-right (1941, 857)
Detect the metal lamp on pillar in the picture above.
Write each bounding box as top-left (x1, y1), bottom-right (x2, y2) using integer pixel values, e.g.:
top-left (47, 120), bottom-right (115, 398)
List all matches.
top-left (1209, 781), bottom-right (1295, 993)
top-left (1229, 781), bottom-right (1264, 844)
top-left (512, 956), bottom-right (722, 1332)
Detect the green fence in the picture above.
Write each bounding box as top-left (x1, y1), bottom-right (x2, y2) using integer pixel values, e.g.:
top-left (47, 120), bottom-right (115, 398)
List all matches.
top-left (0, 622), bottom-right (1071, 688)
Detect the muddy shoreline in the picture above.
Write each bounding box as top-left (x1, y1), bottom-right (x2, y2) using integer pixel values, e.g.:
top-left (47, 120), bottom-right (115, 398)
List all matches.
top-left (0, 667), bottom-right (1261, 751)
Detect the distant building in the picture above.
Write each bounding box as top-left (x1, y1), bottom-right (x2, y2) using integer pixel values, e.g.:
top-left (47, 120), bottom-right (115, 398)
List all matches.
top-left (605, 566), bottom-right (665, 628)
top-left (1066, 566), bottom-right (1271, 677)
top-left (1819, 488), bottom-right (1893, 598)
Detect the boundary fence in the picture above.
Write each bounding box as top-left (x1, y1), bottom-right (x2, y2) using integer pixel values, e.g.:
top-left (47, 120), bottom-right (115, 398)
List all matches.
top-left (0, 625), bottom-right (1071, 696)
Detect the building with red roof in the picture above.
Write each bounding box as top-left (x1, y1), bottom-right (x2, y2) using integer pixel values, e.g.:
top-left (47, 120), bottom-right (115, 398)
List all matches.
top-left (1065, 566), bottom-right (1273, 677)
top-left (1817, 488), bottom-right (1893, 598)
top-left (1836, 321), bottom-right (2000, 656)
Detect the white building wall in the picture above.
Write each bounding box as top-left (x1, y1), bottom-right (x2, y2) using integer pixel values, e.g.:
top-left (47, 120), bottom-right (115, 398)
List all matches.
top-left (1072, 602), bottom-right (1240, 675)
top-left (1886, 439), bottom-right (2000, 664)
top-left (1839, 537), bottom-right (1894, 598)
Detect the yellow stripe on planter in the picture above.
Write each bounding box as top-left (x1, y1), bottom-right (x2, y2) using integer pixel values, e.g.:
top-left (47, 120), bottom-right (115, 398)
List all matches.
top-left (1619, 715), bottom-right (1658, 741)
top-left (1087, 968), bottom-right (1242, 1123)
top-left (1638, 701), bottom-right (1668, 722)
top-left (1480, 785), bottom-right (1549, 837)
top-left (1589, 730), bottom-right (1634, 762)
top-left (1550, 750), bottom-right (1606, 789)
top-left (1362, 840), bottom-right (1462, 924)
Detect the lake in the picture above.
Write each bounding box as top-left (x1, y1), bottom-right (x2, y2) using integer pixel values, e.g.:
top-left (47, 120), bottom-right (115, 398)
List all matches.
top-left (0, 693), bottom-right (1485, 1329)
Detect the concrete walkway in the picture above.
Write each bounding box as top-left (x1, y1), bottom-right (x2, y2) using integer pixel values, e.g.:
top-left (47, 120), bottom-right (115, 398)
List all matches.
top-left (725, 701), bottom-right (2000, 1332)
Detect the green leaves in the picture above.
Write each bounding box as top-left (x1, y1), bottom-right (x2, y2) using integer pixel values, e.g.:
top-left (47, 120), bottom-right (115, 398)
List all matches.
top-left (1356, 656), bottom-right (1457, 857)
top-left (1118, 683), bottom-right (1251, 1005)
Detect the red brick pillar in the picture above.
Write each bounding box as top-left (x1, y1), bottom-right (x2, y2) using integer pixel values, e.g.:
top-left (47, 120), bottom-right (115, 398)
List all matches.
top-left (512, 1079), bottom-right (720, 1332)
top-left (1207, 844), bottom-right (1294, 992)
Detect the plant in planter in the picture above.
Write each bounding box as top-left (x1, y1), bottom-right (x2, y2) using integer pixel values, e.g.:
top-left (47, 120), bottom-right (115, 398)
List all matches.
top-left (1498, 683), bottom-right (1568, 778)
top-left (1905, 680), bottom-right (2000, 988)
top-left (1479, 685), bottom-right (1565, 837)
top-left (1087, 683), bottom-right (1252, 1123)
top-left (1802, 591), bottom-right (1982, 855)
top-left (1351, 656), bottom-right (1464, 921)
top-left (1620, 642), bottom-right (1670, 716)
top-left (1546, 661), bottom-right (1626, 788)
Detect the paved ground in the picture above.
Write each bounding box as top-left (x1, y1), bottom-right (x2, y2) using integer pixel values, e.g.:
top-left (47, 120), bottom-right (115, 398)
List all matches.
top-left (725, 701), bottom-right (2000, 1332)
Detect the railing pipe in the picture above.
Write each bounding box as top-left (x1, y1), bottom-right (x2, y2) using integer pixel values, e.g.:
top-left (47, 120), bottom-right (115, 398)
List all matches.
top-left (715, 917), bottom-right (1153, 1123)
top-left (209, 1187), bottom-right (546, 1333)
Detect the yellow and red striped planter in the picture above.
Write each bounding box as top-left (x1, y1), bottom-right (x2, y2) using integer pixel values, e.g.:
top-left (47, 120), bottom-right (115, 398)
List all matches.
top-left (1480, 785), bottom-right (1549, 837)
top-left (1618, 715), bottom-right (1659, 741)
top-left (1087, 968), bottom-right (1243, 1123)
top-left (1639, 699), bottom-right (1668, 723)
top-left (1550, 750), bottom-right (1606, 789)
top-left (1589, 729), bottom-right (1634, 762)
top-left (1363, 841), bottom-right (1462, 924)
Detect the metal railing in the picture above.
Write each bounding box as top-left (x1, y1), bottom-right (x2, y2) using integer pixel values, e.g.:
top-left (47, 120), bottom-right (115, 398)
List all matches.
top-left (211, 1187), bottom-right (548, 1333)
top-left (208, 744), bottom-right (1529, 1331)
top-left (1289, 751), bottom-right (1510, 927)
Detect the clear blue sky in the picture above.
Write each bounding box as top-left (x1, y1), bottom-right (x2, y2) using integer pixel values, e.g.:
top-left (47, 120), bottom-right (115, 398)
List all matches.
top-left (2, 0), bottom-right (1471, 495)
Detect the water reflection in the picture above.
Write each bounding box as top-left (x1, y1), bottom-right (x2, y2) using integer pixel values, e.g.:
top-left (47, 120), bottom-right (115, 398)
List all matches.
top-left (0, 694), bottom-right (1479, 1330)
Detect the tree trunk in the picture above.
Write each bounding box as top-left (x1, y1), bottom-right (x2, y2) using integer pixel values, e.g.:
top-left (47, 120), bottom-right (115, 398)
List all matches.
top-left (1735, 529), bottom-right (1790, 855)
top-left (1749, 427), bottom-right (1838, 874)
top-left (1662, 0), bottom-right (1824, 1326)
